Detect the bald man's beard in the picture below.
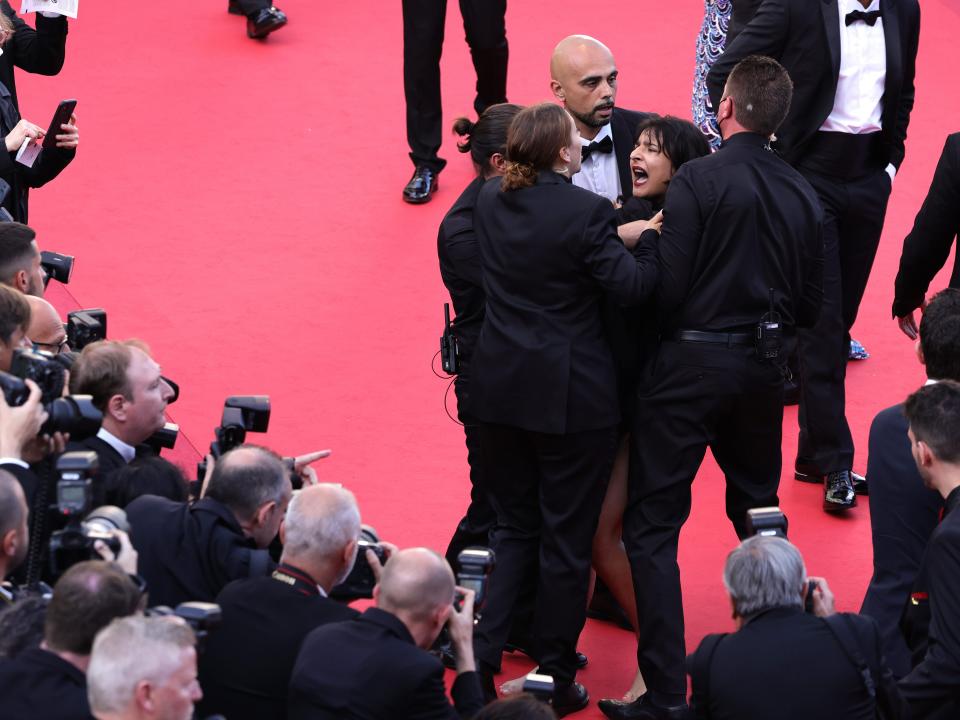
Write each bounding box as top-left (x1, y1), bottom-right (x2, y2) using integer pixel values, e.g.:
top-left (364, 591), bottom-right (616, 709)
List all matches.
top-left (570, 102), bottom-right (614, 129)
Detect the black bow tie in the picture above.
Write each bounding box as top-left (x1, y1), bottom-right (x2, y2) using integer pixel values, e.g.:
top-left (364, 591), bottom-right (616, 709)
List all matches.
top-left (581, 135), bottom-right (613, 161)
top-left (845, 9), bottom-right (881, 26)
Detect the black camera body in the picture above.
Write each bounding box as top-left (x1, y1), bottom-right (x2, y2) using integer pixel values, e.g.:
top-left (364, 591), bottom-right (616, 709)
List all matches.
top-left (330, 526), bottom-right (387, 601)
top-left (456, 546), bottom-right (495, 615)
top-left (147, 602), bottom-right (222, 651)
top-left (440, 303), bottom-right (459, 375)
top-left (195, 396), bottom-right (271, 490)
top-left (745, 507), bottom-right (789, 539)
top-left (11, 349), bottom-right (66, 403)
top-left (48, 452), bottom-right (130, 580)
top-left (40, 250), bottom-right (74, 287)
top-left (0, 359), bottom-right (102, 439)
top-left (66, 309), bottom-right (107, 350)
top-left (145, 422), bottom-right (179, 453)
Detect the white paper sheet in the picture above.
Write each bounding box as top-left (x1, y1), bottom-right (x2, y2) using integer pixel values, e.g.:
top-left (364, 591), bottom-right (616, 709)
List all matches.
top-left (20, 0), bottom-right (78, 19)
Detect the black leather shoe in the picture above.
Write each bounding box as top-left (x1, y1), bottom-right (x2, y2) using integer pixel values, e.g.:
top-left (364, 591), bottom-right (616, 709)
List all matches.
top-left (823, 470), bottom-right (857, 512)
top-left (503, 642), bottom-right (588, 669)
top-left (796, 464), bottom-right (867, 495)
top-left (598, 694), bottom-right (690, 719)
top-left (402, 166), bottom-right (438, 204)
top-left (227, 0), bottom-right (242, 14)
top-left (247, 6), bottom-right (287, 38)
top-left (552, 682), bottom-right (589, 717)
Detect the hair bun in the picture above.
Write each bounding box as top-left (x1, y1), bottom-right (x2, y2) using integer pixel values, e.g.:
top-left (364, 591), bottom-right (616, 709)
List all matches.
top-left (452, 117), bottom-right (475, 153)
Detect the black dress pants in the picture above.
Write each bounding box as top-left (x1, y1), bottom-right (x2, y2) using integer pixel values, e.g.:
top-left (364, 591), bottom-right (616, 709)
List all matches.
top-left (796, 168), bottom-right (892, 473)
top-left (402, 0), bottom-right (508, 172)
top-left (624, 340), bottom-right (783, 700)
top-left (473, 422), bottom-right (616, 686)
top-left (445, 370), bottom-right (497, 570)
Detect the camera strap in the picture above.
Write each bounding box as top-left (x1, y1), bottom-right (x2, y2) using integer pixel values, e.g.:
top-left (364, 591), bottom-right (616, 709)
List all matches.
top-left (821, 613), bottom-right (895, 720)
top-left (271, 563), bottom-right (320, 597)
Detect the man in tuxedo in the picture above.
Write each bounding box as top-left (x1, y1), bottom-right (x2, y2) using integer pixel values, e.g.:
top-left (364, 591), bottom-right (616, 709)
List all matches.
top-left (893, 133), bottom-right (960, 340)
top-left (550, 35), bottom-right (647, 204)
top-left (899, 382), bottom-right (960, 719)
top-left (860, 289), bottom-right (959, 677)
top-left (197, 484), bottom-right (362, 720)
top-left (68, 340), bottom-right (175, 501)
top-left (288, 547), bottom-right (483, 719)
top-left (708, 0), bottom-right (921, 512)
top-left (0, 561), bottom-right (142, 720)
top-left (0, 222), bottom-right (46, 297)
top-left (401, 0), bottom-right (508, 204)
top-left (601, 57), bottom-right (823, 720)
top-left (126, 445), bottom-right (291, 608)
top-left (688, 536), bottom-right (904, 720)
top-left (0, 0), bottom-right (68, 114)
top-left (226, 0), bottom-right (287, 40)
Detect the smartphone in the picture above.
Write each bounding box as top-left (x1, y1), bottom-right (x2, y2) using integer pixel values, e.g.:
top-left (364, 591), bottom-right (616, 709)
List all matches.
top-left (42, 99), bottom-right (78, 150)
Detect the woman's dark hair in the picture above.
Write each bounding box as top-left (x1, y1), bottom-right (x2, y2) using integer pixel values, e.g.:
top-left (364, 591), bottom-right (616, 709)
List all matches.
top-left (114, 456), bottom-right (190, 507)
top-left (633, 114), bottom-right (712, 172)
top-left (452, 103), bottom-right (524, 175)
top-left (502, 103), bottom-right (572, 191)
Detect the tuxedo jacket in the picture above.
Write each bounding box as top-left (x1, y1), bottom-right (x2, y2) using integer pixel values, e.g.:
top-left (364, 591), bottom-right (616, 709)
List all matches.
top-left (893, 133), bottom-right (960, 317)
top-left (198, 571), bottom-right (359, 720)
top-left (288, 607), bottom-right (484, 720)
top-left (727, 0), bottom-right (763, 44)
top-left (610, 107), bottom-right (649, 201)
top-left (469, 171), bottom-right (659, 435)
top-left (706, 0), bottom-right (920, 169)
top-left (900, 487), bottom-right (960, 719)
top-left (0, 1), bottom-right (67, 112)
top-left (126, 495), bottom-right (275, 607)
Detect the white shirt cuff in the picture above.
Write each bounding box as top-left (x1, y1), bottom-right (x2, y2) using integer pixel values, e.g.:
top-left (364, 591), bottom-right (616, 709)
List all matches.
top-left (885, 163), bottom-right (897, 182)
top-left (39, 11), bottom-right (62, 17)
top-left (0, 457), bottom-right (29, 469)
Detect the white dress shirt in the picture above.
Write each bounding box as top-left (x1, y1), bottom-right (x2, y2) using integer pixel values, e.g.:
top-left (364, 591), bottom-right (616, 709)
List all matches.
top-left (97, 427), bottom-right (136, 464)
top-left (572, 123), bottom-right (621, 202)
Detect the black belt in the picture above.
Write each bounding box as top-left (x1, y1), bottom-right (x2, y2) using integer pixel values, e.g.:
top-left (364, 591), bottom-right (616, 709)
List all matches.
top-left (670, 330), bottom-right (754, 347)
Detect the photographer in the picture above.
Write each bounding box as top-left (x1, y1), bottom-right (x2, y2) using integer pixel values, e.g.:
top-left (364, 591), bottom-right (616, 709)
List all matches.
top-left (687, 535), bottom-right (903, 719)
top-left (0, 222), bottom-right (45, 296)
top-left (0, 282), bottom-right (30, 370)
top-left (87, 616), bottom-right (202, 720)
top-left (68, 340), bottom-right (175, 498)
top-left (26, 294), bottom-right (67, 354)
top-left (0, 468), bottom-right (28, 589)
top-left (288, 547), bottom-right (483, 719)
top-left (0, 560), bottom-right (142, 720)
top-left (126, 445), bottom-right (291, 607)
top-left (198, 483), bottom-right (364, 719)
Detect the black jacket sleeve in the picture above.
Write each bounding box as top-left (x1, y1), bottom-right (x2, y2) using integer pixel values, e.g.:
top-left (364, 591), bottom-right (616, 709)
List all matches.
top-left (889, 1), bottom-right (920, 171)
top-left (19, 145), bottom-right (74, 189)
top-left (892, 134), bottom-right (960, 318)
top-left (655, 168), bottom-right (702, 318)
top-left (4, 2), bottom-right (68, 77)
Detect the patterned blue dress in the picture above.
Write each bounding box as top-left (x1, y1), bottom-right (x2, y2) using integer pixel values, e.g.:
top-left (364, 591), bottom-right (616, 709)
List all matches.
top-left (692, 0), bottom-right (731, 149)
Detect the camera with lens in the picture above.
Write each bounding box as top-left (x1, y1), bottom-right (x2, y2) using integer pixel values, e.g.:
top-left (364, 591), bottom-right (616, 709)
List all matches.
top-left (66, 308), bottom-right (106, 350)
top-left (40, 250), bottom-right (74, 288)
top-left (194, 395), bottom-right (271, 494)
top-left (330, 525), bottom-right (387, 601)
top-left (0, 351), bottom-right (102, 440)
top-left (454, 546), bottom-right (495, 617)
top-left (745, 507), bottom-right (788, 539)
top-left (48, 452), bottom-right (130, 580)
top-left (147, 602), bottom-right (222, 650)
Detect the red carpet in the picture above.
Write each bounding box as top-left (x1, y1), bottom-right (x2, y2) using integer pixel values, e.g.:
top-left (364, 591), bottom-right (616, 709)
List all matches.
top-left (22, 0), bottom-right (960, 712)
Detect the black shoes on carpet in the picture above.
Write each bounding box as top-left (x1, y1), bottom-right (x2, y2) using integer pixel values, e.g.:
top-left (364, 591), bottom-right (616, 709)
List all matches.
top-left (403, 166), bottom-right (439, 204)
top-left (795, 462), bottom-right (867, 512)
top-left (227, 2), bottom-right (287, 39)
top-left (598, 694), bottom-right (690, 719)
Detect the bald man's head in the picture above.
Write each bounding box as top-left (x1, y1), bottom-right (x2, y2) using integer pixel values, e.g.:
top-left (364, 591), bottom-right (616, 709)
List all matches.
top-left (25, 295), bottom-right (66, 354)
top-left (377, 548), bottom-right (455, 622)
top-left (550, 35), bottom-right (619, 136)
top-left (0, 469), bottom-right (29, 577)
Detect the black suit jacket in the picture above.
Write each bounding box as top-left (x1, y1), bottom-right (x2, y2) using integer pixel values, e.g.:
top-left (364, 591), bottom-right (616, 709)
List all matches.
top-left (610, 107), bottom-right (649, 201)
top-left (468, 171), bottom-right (659, 434)
top-left (707, 0), bottom-right (920, 169)
top-left (893, 133), bottom-right (960, 317)
top-left (198, 568), bottom-right (359, 720)
top-left (0, 1), bottom-right (67, 113)
top-left (288, 607), bottom-right (484, 720)
top-left (126, 495), bottom-right (275, 607)
top-left (689, 608), bottom-right (903, 720)
top-left (727, 0), bottom-right (763, 45)
top-left (0, 648), bottom-right (92, 720)
top-left (900, 487), bottom-right (960, 718)
top-left (861, 403), bottom-right (943, 678)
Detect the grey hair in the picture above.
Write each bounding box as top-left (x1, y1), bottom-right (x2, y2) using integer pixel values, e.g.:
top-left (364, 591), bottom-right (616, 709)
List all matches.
top-left (87, 616), bottom-right (196, 715)
top-left (283, 484), bottom-right (361, 560)
top-left (723, 535), bottom-right (806, 618)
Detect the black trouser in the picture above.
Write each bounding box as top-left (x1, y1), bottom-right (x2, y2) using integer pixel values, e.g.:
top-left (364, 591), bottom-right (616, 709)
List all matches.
top-left (624, 340), bottom-right (784, 701)
top-left (473, 423), bottom-right (616, 686)
top-left (796, 167), bottom-right (892, 473)
top-left (235, 0), bottom-right (271, 14)
top-left (401, 0), bottom-right (508, 172)
top-left (445, 370), bottom-right (497, 569)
